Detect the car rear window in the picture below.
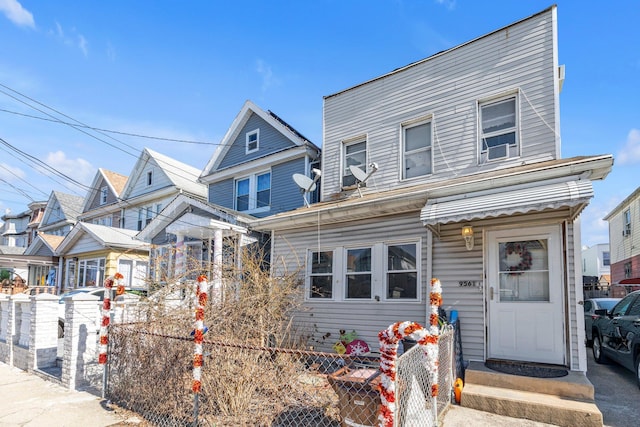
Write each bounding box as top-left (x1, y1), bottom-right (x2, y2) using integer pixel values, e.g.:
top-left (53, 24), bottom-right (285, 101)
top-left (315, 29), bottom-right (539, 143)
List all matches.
top-left (598, 300), bottom-right (619, 310)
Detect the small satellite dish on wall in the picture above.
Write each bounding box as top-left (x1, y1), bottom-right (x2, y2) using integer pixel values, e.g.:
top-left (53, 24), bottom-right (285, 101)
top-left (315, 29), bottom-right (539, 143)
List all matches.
top-left (292, 168), bottom-right (322, 207)
top-left (349, 163), bottom-right (379, 197)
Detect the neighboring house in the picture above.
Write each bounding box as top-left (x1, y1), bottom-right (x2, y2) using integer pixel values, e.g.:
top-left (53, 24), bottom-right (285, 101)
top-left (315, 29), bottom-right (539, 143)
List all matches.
top-left (38, 191), bottom-right (85, 236)
top-left (118, 148), bottom-right (208, 232)
top-left (581, 243), bottom-right (611, 295)
top-left (77, 168), bottom-right (128, 227)
top-left (136, 193), bottom-right (259, 292)
top-left (22, 232), bottom-right (62, 288)
top-left (1, 208), bottom-right (30, 249)
top-left (1, 202), bottom-right (53, 289)
top-left (199, 100), bottom-right (321, 218)
top-left (250, 6), bottom-right (613, 373)
top-left (604, 185), bottom-right (640, 297)
top-left (55, 222), bottom-right (150, 291)
top-left (26, 201), bottom-right (47, 247)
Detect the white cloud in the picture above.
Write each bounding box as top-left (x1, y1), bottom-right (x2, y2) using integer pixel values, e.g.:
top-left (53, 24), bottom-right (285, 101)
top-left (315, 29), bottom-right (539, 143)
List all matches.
top-left (44, 151), bottom-right (95, 185)
top-left (78, 34), bottom-right (89, 57)
top-left (0, 162), bottom-right (26, 181)
top-left (256, 59), bottom-right (281, 93)
top-left (616, 128), bottom-right (640, 165)
top-left (0, 0), bottom-right (35, 28)
top-left (50, 21), bottom-right (89, 57)
top-left (434, 0), bottom-right (456, 11)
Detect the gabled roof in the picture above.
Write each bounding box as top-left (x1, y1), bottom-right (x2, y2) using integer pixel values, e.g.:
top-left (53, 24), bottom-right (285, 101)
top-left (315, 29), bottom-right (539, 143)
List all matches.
top-left (56, 222), bottom-right (149, 255)
top-left (136, 193), bottom-right (253, 242)
top-left (201, 100), bottom-right (319, 177)
top-left (81, 168), bottom-right (128, 213)
top-left (23, 233), bottom-right (64, 256)
top-left (40, 191), bottom-right (85, 228)
top-left (603, 185), bottom-right (640, 221)
top-left (119, 148), bottom-right (207, 200)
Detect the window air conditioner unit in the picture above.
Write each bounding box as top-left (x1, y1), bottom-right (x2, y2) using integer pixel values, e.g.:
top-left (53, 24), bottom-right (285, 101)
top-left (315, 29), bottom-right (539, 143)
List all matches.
top-left (487, 144), bottom-right (509, 160)
top-left (623, 229), bottom-right (631, 237)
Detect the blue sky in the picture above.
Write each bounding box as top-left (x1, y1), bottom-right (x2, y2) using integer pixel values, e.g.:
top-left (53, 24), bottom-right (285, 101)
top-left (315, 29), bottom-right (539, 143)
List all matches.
top-left (0, 1), bottom-right (638, 248)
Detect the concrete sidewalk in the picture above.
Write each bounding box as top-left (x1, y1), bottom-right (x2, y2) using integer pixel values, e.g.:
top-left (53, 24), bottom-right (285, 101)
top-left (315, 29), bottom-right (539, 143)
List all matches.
top-left (0, 363), bottom-right (129, 427)
top-left (0, 362), bottom-right (559, 427)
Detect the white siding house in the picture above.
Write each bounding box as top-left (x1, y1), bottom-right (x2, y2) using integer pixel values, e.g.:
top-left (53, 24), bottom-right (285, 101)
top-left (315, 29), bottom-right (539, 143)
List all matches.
top-left (250, 6), bottom-right (613, 372)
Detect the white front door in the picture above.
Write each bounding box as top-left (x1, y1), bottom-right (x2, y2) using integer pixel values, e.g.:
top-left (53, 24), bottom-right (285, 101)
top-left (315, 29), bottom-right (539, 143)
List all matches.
top-left (487, 225), bottom-right (565, 365)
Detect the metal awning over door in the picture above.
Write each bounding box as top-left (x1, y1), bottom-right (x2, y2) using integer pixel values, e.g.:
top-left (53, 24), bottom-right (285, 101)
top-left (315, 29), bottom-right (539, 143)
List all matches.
top-left (420, 179), bottom-right (593, 231)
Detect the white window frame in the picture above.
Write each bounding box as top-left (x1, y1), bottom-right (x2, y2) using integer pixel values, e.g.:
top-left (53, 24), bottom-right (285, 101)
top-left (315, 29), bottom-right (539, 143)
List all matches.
top-left (479, 92), bottom-right (519, 162)
top-left (246, 129), bottom-right (259, 154)
top-left (146, 170), bottom-right (153, 186)
top-left (344, 246), bottom-right (373, 300)
top-left (100, 186), bottom-right (108, 205)
top-left (234, 170), bottom-right (271, 213)
top-left (307, 250), bottom-right (334, 300)
top-left (401, 117), bottom-right (433, 180)
top-left (76, 257), bottom-right (106, 288)
top-left (384, 241), bottom-right (420, 301)
top-left (117, 258), bottom-right (149, 289)
top-left (342, 136), bottom-right (367, 189)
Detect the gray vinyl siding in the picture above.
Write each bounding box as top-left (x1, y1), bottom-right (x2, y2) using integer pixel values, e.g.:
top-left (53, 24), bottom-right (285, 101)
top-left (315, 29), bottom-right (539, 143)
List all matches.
top-left (273, 212), bottom-right (430, 353)
top-left (208, 179), bottom-right (234, 210)
top-left (65, 234), bottom-right (103, 256)
top-left (217, 113), bottom-right (298, 170)
top-left (121, 195), bottom-right (174, 232)
top-left (33, 244), bottom-right (54, 257)
top-left (87, 176), bottom-right (118, 211)
top-left (266, 158), bottom-right (308, 216)
top-left (565, 220), bottom-right (580, 370)
top-left (322, 8), bottom-right (558, 199)
top-left (128, 163), bottom-right (173, 200)
top-left (208, 158), bottom-right (309, 217)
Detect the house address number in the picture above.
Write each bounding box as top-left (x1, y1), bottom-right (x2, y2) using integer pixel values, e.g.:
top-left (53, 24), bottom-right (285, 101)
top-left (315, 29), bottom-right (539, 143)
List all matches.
top-left (458, 281), bottom-right (478, 287)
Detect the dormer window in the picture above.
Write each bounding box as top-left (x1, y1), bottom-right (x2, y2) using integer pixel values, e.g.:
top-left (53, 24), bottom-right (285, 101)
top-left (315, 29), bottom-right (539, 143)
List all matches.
top-left (479, 94), bottom-right (519, 162)
top-left (100, 186), bottom-right (108, 205)
top-left (246, 129), bottom-right (259, 154)
top-left (146, 170), bottom-right (153, 186)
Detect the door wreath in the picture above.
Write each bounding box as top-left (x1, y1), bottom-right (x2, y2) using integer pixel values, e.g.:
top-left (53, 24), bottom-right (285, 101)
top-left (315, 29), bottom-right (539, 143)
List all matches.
top-left (504, 242), bottom-right (532, 274)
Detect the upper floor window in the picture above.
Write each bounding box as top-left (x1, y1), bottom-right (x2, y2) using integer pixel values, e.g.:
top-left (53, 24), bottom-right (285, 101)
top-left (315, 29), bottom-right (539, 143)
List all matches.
top-left (246, 129), bottom-right (259, 154)
top-left (137, 206), bottom-right (154, 231)
top-left (602, 251), bottom-right (610, 267)
top-left (146, 170), bottom-right (153, 186)
top-left (623, 209), bottom-right (631, 237)
top-left (100, 186), bottom-right (108, 205)
top-left (480, 95), bottom-right (518, 161)
top-left (342, 138), bottom-right (367, 188)
top-left (402, 119), bottom-right (432, 179)
top-left (235, 171), bottom-right (271, 212)
top-left (309, 251), bottom-right (333, 299)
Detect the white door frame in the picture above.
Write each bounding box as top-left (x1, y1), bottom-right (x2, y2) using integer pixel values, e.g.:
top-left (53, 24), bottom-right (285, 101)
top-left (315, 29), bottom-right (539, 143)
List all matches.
top-left (485, 224), bottom-right (566, 365)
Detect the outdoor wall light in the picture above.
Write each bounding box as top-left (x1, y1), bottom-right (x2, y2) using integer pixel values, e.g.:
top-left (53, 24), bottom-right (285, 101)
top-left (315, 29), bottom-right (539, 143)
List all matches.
top-left (461, 225), bottom-right (474, 251)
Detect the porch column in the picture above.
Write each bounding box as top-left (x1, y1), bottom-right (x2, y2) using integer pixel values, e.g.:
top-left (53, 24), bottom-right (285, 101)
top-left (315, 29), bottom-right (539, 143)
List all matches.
top-left (212, 228), bottom-right (223, 303)
top-left (174, 232), bottom-right (185, 281)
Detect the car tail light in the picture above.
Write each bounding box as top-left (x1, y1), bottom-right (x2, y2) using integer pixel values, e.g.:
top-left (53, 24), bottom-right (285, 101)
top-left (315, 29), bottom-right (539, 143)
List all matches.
top-left (591, 315), bottom-right (599, 320)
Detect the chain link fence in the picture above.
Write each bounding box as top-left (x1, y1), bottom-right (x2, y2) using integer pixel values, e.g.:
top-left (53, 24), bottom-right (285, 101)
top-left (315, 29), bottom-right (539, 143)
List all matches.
top-left (106, 322), bottom-right (455, 426)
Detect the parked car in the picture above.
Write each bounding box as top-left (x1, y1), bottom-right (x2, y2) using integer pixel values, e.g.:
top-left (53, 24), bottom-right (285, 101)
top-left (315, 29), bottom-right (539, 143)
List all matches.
top-left (592, 290), bottom-right (640, 388)
top-left (584, 298), bottom-right (620, 346)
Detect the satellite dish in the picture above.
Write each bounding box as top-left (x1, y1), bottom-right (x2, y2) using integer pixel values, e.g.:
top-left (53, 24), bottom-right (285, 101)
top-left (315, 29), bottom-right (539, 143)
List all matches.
top-left (349, 165), bottom-right (368, 183)
top-left (293, 173), bottom-right (316, 193)
top-left (292, 169), bottom-right (322, 207)
top-left (348, 163), bottom-right (379, 197)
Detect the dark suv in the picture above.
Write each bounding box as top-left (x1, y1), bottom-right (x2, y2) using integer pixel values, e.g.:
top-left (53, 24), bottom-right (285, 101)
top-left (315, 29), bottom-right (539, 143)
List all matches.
top-left (592, 290), bottom-right (640, 388)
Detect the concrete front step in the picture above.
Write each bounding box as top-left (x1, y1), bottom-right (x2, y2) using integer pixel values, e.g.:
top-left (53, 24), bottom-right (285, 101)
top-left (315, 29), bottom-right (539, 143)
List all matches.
top-left (461, 383), bottom-right (602, 427)
top-left (464, 361), bottom-right (594, 400)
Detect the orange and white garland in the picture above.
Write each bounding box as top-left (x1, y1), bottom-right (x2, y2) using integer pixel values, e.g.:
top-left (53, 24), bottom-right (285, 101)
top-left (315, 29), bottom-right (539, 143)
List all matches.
top-left (98, 272), bottom-right (124, 365)
top-left (377, 278), bottom-right (442, 427)
top-left (192, 275), bottom-right (208, 393)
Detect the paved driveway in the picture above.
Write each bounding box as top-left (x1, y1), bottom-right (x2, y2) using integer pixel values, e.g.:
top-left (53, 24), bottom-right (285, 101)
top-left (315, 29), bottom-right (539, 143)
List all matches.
top-left (586, 346), bottom-right (639, 427)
